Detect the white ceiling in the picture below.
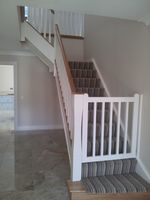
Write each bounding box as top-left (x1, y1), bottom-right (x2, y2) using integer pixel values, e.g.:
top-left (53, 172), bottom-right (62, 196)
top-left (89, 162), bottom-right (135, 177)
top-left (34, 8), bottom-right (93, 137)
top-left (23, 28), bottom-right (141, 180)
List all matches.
top-left (0, 0), bottom-right (150, 52)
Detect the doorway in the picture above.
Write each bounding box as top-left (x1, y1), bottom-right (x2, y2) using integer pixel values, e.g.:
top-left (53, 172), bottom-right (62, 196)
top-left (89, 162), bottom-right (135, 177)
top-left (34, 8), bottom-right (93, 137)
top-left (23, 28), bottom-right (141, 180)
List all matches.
top-left (0, 65), bottom-right (15, 131)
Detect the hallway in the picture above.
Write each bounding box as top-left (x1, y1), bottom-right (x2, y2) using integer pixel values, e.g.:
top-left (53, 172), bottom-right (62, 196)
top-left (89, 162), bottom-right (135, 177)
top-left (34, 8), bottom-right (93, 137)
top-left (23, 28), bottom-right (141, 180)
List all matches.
top-left (0, 129), bottom-right (70, 200)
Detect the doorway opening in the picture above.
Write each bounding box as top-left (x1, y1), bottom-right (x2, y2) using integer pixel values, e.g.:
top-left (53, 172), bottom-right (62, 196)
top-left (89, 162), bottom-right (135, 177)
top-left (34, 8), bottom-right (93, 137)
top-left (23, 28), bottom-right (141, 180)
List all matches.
top-left (0, 65), bottom-right (14, 131)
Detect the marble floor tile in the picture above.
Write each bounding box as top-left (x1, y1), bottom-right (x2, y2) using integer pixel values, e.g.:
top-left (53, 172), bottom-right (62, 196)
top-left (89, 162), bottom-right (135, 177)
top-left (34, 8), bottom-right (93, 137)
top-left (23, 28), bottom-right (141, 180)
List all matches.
top-left (0, 129), bottom-right (70, 199)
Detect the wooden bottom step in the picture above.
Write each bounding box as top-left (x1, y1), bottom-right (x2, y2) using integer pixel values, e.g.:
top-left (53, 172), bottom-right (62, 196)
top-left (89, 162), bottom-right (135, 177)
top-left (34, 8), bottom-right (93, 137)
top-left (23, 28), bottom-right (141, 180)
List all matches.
top-left (67, 180), bottom-right (150, 200)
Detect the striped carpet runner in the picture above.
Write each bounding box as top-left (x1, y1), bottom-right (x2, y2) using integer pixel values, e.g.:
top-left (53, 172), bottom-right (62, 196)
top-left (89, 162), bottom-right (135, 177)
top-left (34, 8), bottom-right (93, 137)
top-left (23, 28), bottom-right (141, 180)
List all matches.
top-left (69, 61), bottom-right (150, 194)
top-left (69, 61), bottom-right (126, 156)
top-left (82, 159), bottom-right (150, 193)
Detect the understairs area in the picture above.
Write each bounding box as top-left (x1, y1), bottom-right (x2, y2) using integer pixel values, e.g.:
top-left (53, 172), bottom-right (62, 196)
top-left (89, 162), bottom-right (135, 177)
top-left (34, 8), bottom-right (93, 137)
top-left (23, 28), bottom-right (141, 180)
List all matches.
top-left (67, 61), bottom-right (150, 200)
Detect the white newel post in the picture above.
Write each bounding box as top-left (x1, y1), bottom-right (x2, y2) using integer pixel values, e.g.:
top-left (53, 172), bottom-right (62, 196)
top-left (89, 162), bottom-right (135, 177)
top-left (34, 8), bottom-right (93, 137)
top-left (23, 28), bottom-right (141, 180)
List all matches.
top-left (132, 94), bottom-right (140, 156)
top-left (71, 94), bottom-right (84, 181)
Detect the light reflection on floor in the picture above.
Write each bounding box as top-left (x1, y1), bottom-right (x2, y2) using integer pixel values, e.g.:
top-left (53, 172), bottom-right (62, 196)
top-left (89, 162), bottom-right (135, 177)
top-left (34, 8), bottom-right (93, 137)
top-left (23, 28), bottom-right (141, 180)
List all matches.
top-left (0, 130), bottom-right (70, 200)
top-left (0, 95), bottom-right (14, 131)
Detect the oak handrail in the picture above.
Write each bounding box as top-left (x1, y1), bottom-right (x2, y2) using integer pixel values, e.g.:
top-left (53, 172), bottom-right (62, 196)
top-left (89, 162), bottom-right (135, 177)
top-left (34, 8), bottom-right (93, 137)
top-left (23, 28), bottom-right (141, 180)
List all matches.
top-left (55, 24), bottom-right (76, 94)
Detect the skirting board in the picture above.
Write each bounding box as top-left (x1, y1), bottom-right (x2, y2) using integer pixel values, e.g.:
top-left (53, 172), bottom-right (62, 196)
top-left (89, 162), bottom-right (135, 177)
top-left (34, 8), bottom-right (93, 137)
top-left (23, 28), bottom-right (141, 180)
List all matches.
top-left (16, 124), bottom-right (63, 131)
top-left (0, 50), bottom-right (35, 56)
top-left (136, 158), bottom-right (150, 183)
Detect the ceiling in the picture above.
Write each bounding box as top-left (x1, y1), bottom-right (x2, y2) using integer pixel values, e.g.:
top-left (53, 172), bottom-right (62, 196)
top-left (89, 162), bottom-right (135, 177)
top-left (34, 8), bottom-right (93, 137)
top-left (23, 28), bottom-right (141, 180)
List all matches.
top-left (0, 0), bottom-right (150, 52)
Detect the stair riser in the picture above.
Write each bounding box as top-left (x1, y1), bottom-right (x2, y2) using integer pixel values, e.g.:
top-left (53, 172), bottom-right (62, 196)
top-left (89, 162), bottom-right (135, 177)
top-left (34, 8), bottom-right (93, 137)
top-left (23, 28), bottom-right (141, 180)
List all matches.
top-left (76, 88), bottom-right (105, 97)
top-left (69, 62), bottom-right (94, 70)
top-left (74, 78), bottom-right (101, 88)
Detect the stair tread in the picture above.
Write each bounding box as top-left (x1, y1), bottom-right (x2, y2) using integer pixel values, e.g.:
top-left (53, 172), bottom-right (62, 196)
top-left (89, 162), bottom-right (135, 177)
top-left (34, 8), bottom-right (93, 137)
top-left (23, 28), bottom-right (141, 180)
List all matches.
top-left (67, 180), bottom-right (150, 200)
top-left (82, 172), bottom-right (150, 194)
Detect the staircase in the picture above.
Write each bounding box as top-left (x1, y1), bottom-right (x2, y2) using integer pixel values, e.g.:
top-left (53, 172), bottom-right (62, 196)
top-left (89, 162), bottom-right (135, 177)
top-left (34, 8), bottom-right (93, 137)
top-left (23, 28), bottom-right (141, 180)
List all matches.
top-left (69, 61), bottom-right (127, 156)
top-left (18, 6), bottom-right (150, 200)
top-left (68, 61), bottom-right (150, 197)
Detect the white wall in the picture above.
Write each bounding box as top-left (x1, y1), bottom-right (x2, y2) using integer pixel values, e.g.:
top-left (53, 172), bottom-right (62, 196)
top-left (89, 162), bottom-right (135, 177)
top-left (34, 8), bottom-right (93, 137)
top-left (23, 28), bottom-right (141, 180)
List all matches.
top-left (84, 15), bottom-right (150, 176)
top-left (0, 54), bottom-right (62, 130)
top-left (0, 65), bottom-right (14, 94)
top-left (62, 38), bottom-right (84, 61)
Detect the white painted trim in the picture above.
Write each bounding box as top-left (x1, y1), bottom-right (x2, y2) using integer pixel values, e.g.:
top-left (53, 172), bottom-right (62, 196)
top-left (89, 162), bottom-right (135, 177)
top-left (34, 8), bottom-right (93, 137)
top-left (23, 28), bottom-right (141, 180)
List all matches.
top-left (137, 95), bottom-right (143, 157)
top-left (22, 22), bottom-right (55, 64)
top-left (72, 94), bottom-right (84, 181)
top-left (137, 95), bottom-right (143, 158)
top-left (0, 50), bottom-right (35, 57)
top-left (0, 61), bottom-right (17, 131)
top-left (136, 158), bottom-right (150, 183)
top-left (92, 58), bottom-right (110, 97)
top-left (16, 124), bottom-right (63, 131)
top-left (135, 95), bottom-right (150, 182)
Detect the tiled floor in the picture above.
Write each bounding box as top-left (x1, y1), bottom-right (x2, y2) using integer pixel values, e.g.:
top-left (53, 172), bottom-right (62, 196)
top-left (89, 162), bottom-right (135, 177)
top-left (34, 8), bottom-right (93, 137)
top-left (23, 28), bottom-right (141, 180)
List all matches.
top-left (0, 129), bottom-right (70, 200)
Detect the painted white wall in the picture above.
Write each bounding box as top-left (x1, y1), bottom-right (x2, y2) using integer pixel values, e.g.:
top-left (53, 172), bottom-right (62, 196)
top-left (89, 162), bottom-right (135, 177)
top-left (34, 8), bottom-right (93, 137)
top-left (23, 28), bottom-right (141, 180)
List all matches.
top-left (62, 38), bottom-right (84, 61)
top-left (84, 15), bottom-right (150, 176)
top-left (0, 65), bottom-right (14, 94)
top-left (0, 54), bottom-right (62, 130)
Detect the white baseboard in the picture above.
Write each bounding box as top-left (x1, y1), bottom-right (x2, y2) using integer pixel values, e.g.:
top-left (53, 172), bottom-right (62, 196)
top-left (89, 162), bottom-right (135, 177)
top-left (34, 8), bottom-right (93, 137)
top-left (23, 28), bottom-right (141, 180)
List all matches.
top-left (136, 158), bottom-right (150, 183)
top-left (0, 50), bottom-right (35, 56)
top-left (16, 124), bottom-right (63, 131)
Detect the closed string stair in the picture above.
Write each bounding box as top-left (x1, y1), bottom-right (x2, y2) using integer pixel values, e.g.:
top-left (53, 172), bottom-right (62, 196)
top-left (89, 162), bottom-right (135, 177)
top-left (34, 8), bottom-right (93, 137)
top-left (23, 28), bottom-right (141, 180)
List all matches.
top-left (69, 61), bottom-right (150, 194)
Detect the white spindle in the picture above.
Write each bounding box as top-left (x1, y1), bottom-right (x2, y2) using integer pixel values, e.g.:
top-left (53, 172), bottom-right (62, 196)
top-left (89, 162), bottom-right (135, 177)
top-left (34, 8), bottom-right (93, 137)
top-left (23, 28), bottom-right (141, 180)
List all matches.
top-left (108, 102), bottom-right (113, 155)
top-left (43, 9), bottom-right (47, 38)
top-left (35, 8), bottom-right (40, 32)
top-left (30, 7), bottom-right (34, 25)
top-left (32, 7), bottom-right (35, 27)
top-left (92, 102), bottom-right (97, 156)
top-left (34, 8), bottom-right (39, 30)
top-left (116, 102), bottom-right (121, 154)
top-left (38, 8), bottom-right (43, 33)
top-left (124, 102), bottom-right (129, 154)
top-left (131, 94), bottom-right (140, 156)
top-left (48, 11), bottom-right (52, 43)
top-left (27, 6), bottom-right (31, 23)
top-left (100, 102), bottom-right (105, 156)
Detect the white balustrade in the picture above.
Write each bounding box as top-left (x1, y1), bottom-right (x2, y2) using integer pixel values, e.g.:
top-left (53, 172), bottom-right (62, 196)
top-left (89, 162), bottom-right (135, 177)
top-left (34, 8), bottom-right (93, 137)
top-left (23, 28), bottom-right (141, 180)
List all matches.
top-left (82, 95), bottom-right (140, 163)
top-left (25, 6), bottom-right (84, 42)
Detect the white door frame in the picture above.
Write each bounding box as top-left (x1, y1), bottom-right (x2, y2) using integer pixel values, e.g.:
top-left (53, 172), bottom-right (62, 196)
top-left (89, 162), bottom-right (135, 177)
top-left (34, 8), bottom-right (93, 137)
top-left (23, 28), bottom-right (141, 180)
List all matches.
top-left (0, 62), bottom-right (18, 130)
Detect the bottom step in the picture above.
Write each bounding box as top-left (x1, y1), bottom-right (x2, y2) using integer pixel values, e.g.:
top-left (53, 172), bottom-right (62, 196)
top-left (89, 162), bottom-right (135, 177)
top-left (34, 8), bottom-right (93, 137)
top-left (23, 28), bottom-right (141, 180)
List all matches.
top-left (67, 180), bottom-right (150, 200)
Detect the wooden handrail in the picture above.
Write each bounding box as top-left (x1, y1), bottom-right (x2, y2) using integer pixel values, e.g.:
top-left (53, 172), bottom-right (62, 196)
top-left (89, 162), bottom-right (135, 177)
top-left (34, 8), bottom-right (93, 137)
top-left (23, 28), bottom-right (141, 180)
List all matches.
top-left (55, 24), bottom-right (76, 94)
